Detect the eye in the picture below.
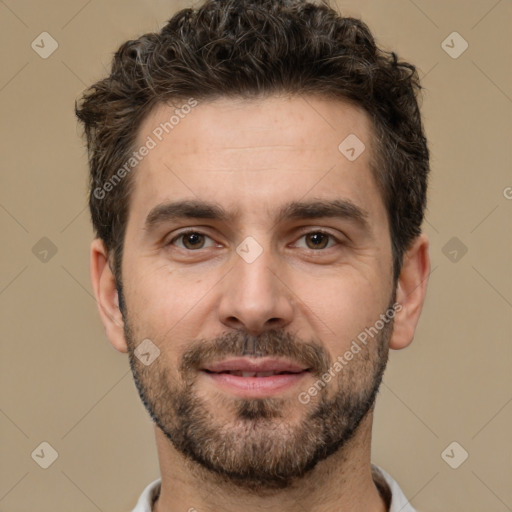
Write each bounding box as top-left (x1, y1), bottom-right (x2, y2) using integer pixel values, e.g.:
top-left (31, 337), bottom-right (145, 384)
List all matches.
top-left (168, 231), bottom-right (217, 250)
top-left (294, 231), bottom-right (339, 250)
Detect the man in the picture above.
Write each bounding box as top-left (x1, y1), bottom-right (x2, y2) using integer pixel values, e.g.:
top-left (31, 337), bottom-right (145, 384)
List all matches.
top-left (76, 0), bottom-right (430, 510)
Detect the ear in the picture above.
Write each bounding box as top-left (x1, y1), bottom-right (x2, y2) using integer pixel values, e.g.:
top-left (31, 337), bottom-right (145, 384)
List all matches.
top-left (389, 233), bottom-right (430, 350)
top-left (90, 238), bottom-right (128, 353)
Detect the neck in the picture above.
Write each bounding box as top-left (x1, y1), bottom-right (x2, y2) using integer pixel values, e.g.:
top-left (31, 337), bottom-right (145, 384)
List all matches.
top-left (152, 411), bottom-right (387, 512)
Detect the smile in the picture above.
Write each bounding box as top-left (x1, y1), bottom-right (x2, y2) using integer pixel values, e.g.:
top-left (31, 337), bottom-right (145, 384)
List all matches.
top-left (200, 357), bottom-right (310, 397)
top-left (205, 370), bottom-right (301, 377)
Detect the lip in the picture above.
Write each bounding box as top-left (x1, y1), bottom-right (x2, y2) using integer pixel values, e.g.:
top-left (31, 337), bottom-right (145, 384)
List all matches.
top-left (202, 357), bottom-right (308, 374)
top-left (200, 357), bottom-right (310, 398)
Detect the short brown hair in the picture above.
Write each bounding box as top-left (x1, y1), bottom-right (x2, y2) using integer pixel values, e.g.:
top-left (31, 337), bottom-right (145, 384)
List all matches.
top-left (76, 0), bottom-right (429, 284)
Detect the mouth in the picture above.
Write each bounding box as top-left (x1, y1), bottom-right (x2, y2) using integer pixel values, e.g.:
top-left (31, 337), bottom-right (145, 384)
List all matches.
top-left (204, 370), bottom-right (302, 377)
top-left (200, 358), bottom-right (310, 397)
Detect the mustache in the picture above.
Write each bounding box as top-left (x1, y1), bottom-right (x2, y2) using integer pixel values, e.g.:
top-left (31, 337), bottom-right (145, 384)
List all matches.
top-left (180, 328), bottom-right (331, 377)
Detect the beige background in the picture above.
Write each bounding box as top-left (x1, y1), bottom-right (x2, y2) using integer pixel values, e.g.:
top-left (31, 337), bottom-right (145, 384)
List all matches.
top-left (1, 0), bottom-right (511, 510)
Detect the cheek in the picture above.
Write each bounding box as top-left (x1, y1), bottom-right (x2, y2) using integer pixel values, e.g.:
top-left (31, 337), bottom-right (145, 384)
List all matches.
top-left (124, 264), bottom-right (218, 345)
top-left (291, 270), bottom-right (388, 351)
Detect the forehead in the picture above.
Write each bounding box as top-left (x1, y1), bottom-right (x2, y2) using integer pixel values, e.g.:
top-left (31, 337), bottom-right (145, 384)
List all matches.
top-left (127, 95), bottom-right (383, 228)
top-left (136, 95), bottom-right (373, 166)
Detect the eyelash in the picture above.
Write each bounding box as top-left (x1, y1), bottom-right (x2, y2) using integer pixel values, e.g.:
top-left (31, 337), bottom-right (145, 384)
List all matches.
top-left (167, 229), bottom-right (341, 251)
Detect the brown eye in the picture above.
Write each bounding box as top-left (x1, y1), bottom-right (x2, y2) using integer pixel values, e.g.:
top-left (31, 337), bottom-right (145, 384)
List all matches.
top-left (293, 231), bottom-right (339, 251)
top-left (305, 232), bottom-right (330, 249)
top-left (182, 232), bottom-right (205, 249)
top-left (170, 231), bottom-right (215, 250)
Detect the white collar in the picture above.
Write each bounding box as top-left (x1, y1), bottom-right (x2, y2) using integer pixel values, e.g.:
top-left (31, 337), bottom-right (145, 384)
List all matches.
top-left (131, 464), bottom-right (417, 512)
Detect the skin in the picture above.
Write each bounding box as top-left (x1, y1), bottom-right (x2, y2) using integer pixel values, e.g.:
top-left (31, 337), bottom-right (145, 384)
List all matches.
top-left (90, 95), bottom-right (430, 512)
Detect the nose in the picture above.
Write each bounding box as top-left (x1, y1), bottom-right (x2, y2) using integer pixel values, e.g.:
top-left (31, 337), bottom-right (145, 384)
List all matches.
top-left (217, 246), bottom-right (294, 335)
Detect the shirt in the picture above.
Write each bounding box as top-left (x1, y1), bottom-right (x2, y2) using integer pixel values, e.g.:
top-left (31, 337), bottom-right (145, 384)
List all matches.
top-left (131, 464), bottom-right (417, 512)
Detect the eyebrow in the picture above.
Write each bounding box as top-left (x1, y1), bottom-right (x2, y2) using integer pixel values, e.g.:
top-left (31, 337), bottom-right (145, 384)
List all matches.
top-left (143, 198), bottom-right (369, 232)
top-left (144, 200), bottom-right (230, 231)
top-left (275, 199), bottom-right (368, 229)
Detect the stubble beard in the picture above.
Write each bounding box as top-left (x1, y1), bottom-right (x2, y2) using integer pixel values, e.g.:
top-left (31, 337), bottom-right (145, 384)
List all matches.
top-left (122, 298), bottom-right (393, 492)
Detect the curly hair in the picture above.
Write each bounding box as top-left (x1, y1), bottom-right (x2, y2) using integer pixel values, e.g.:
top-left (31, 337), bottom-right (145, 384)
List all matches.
top-left (76, 0), bottom-right (429, 284)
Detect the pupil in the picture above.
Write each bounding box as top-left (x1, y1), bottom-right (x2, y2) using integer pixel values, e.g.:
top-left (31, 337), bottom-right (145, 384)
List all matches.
top-left (185, 233), bottom-right (203, 248)
top-left (308, 233), bottom-right (327, 249)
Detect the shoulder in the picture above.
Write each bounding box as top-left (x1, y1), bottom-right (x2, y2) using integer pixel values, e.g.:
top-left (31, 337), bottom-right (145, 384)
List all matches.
top-left (372, 464), bottom-right (418, 512)
top-left (131, 478), bottom-right (162, 512)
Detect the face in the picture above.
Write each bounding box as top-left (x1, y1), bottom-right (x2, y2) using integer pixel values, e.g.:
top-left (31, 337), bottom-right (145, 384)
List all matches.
top-left (118, 95), bottom-right (396, 490)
